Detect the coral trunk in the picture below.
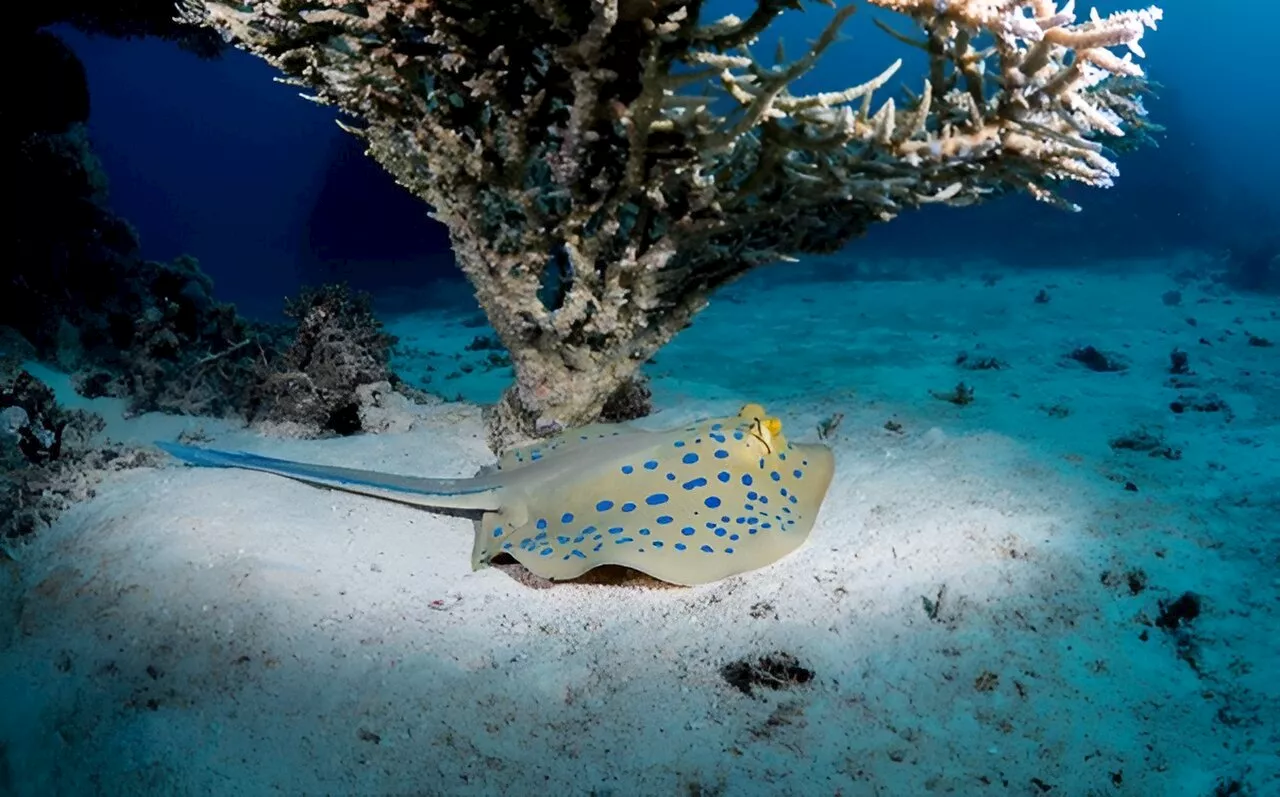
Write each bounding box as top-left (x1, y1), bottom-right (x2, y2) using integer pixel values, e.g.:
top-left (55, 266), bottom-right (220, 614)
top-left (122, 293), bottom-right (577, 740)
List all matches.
top-left (485, 347), bottom-right (641, 451)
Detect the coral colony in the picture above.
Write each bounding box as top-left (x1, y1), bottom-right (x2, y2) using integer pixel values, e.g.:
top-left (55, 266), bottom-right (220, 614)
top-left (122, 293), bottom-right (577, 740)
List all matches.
top-left (181, 0), bottom-right (1163, 449)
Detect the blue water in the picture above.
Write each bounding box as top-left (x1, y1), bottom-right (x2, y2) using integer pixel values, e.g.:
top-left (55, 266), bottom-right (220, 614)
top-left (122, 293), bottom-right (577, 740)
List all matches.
top-left (55, 0), bottom-right (1275, 320)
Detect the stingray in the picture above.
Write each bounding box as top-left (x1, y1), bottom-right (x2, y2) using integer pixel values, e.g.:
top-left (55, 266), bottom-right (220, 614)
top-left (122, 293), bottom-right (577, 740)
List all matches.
top-left (156, 403), bottom-right (836, 586)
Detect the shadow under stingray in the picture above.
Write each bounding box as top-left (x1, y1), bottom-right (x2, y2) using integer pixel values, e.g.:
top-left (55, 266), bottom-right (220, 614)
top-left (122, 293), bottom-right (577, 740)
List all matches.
top-left (486, 553), bottom-right (684, 590)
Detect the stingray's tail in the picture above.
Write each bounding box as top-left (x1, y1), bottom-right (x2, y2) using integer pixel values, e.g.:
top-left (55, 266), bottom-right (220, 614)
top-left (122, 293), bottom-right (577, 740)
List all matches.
top-left (156, 441), bottom-right (503, 512)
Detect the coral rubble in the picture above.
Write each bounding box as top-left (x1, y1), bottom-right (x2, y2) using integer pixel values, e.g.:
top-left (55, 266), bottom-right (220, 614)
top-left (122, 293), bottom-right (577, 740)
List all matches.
top-left (181, 0), bottom-right (1164, 448)
top-left (0, 360), bottom-right (158, 541)
top-left (246, 284), bottom-right (403, 436)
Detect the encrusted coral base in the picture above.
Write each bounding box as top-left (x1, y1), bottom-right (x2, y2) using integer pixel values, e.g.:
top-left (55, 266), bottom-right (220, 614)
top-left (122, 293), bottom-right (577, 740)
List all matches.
top-left (483, 366), bottom-right (653, 454)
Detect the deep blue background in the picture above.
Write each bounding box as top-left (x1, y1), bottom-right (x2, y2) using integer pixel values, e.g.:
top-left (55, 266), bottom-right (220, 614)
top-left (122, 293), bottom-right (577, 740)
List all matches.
top-left (56, 0), bottom-right (1275, 319)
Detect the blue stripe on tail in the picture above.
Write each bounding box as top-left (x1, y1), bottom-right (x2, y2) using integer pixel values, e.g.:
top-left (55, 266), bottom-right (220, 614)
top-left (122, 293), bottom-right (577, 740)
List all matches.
top-left (154, 440), bottom-right (494, 499)
top-left (155, 441), bottom-right (286, 470)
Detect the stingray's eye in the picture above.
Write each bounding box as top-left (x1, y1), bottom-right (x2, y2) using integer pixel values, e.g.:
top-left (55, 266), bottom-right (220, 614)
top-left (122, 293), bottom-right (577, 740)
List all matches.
top-left (765, 417), bottom-right (782, 436)
top-left (749, 418), bottom-right (775, 453)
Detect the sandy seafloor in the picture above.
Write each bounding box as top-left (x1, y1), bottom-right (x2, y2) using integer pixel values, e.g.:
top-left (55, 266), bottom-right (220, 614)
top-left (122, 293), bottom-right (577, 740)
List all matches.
top-left (1, 253), bottom-right (1277, 796)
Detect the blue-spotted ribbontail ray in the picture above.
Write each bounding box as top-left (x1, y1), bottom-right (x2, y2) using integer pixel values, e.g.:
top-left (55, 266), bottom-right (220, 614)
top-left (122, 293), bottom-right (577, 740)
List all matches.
top-left (156, 403), bottom-right (836, 586)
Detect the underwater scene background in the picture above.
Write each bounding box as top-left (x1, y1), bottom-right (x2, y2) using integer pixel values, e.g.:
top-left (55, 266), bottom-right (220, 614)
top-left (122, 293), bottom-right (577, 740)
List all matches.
top-left (1, 1), bottom-right (1276, 794)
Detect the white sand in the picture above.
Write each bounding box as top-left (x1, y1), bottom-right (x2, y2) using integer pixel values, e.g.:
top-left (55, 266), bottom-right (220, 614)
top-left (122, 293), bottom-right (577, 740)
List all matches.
top-left (2, 254), bottom-right (1276, 795)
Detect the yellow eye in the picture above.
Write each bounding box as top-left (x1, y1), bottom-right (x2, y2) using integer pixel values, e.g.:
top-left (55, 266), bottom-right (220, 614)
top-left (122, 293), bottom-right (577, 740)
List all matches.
top-left (765, 417), bottom-right (782, 436)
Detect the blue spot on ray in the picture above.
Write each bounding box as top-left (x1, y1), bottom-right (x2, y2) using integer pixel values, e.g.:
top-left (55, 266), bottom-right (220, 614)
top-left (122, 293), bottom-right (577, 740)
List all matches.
top-left (646, 493), bottom-right (669, 505)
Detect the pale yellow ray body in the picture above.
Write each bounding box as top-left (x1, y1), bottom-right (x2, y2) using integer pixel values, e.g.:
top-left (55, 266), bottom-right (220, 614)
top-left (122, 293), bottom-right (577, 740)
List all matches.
top-left (158, 404), bottom-right (836, 586)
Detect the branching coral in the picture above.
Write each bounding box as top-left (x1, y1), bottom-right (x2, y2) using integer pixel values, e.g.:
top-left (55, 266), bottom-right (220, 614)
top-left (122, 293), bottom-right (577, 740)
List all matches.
top-left (180, 0), bottom-right (1163, 449)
